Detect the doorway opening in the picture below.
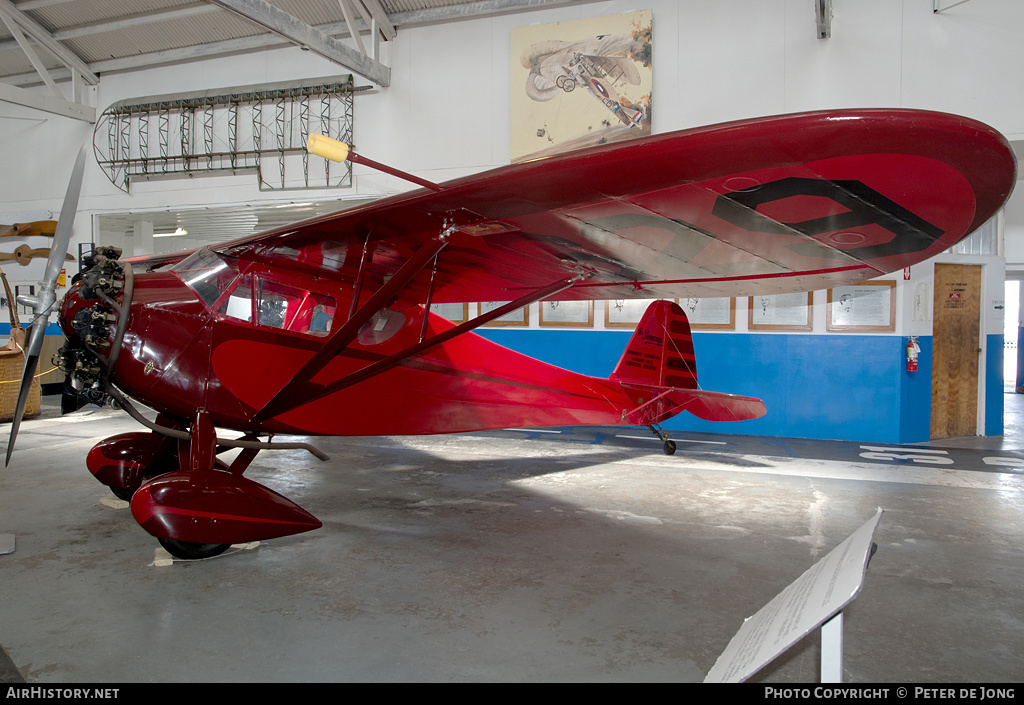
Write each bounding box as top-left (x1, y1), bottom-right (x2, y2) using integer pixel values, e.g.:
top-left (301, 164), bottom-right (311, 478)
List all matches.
top-left (1005, 280), bottom-right (1019, 388)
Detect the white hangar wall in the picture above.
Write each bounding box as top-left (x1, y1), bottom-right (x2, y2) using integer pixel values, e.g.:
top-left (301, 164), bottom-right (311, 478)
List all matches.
top-left (0, 0), bottom-right (1022, 442)
top-left (3, 0), bottom-right (1023, 210)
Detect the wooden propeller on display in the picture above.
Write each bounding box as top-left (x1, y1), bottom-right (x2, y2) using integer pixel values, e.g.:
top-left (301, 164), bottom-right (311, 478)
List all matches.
top-left (0, 244), bottom-right (74, 266)
top-left (0, 221), bottom-right (57, 239)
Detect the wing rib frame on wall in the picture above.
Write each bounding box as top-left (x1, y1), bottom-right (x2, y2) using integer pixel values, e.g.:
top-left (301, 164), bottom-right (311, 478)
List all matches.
top-left (93, 76), bottom-right (355, 193)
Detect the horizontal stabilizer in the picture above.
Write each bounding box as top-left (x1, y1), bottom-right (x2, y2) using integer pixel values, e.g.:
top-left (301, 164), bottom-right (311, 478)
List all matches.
top-left (621, 386), bottom-right (767, 425)
top-left (613, 300), bottom-right (766, 424)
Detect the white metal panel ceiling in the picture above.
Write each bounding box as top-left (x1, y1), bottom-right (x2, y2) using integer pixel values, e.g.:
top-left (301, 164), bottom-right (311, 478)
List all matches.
top-left (0, 0), bottom-right (584, 87)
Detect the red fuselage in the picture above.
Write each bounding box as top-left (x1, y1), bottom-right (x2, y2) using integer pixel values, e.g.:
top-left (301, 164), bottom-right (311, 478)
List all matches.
top-left (64, 264), bottom-right (641, 437)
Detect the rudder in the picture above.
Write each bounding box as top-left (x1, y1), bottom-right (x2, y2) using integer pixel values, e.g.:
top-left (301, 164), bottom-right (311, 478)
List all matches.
top-left (609, 300), bottom-right (698, 389)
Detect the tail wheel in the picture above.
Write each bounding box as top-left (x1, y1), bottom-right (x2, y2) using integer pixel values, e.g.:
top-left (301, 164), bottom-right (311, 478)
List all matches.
top-left (157, 538), bottom-right (230, 560)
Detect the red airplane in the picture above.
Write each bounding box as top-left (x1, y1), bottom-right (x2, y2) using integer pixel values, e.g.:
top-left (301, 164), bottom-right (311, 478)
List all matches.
top-left (5, 109), bottom-right (1016, 560)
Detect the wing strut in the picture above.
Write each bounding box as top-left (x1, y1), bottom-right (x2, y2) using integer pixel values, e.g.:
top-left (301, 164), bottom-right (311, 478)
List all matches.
top-left (286, 272), bottom-right (586, 412)
top-left (251, 229), bottom-right (452, 423)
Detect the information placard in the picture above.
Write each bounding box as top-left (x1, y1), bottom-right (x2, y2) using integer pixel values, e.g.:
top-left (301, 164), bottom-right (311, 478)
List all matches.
top-left (704, 509), bottom-right (883, 683)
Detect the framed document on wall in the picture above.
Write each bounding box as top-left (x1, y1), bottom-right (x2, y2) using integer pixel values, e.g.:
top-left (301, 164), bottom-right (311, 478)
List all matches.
top-left (679, 297), bottom-right (735, 330)
top-left (604, 299), bottom-right (660, 328)
top-left (429, 303), bottom-right (468, 323)
top-left (539, 300), bottom-right (594, 327)
top-left (478, 302), bottom-right (529, 326)
top-left (826, 281), bottom-right (896, 331)
top-left (748, 292), bottom-right (813, 331)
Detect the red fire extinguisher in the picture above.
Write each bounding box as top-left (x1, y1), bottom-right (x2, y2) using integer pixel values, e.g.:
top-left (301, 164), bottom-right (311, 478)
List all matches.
top-left (906, 337), bottom-right (920, 372)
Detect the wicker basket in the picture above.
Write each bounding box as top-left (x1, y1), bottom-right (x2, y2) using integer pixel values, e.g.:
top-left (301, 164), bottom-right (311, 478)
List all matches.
top-left (0, 268), bottom-right (41, 422)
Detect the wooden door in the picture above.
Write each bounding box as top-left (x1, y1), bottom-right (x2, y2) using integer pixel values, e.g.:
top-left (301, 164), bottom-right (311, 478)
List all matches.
top-left (931, 263), bottom-right (982, 438)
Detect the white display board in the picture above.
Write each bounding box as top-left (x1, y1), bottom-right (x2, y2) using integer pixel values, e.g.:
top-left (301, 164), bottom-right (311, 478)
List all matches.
top-left (704, 509), bottom-right (883, 683)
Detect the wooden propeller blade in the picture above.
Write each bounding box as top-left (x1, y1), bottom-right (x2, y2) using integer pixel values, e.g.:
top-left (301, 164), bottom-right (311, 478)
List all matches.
top-left (0, 244), bottom-right (73, 266)
top-left (0, 221), bottom-right (59, 239)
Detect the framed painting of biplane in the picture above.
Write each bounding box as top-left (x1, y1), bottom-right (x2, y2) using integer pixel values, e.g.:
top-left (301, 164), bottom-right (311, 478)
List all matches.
top-left (511, 10), bottom-right (653, 161)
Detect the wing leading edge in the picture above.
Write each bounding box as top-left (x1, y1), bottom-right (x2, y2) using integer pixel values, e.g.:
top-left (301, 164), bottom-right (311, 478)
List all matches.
top-left (215, 109), bottom-right (1016, 303)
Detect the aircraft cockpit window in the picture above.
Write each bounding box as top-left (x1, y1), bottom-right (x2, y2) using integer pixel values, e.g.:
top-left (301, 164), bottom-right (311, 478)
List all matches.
top-left (256, 279), bottom-right (336, 336)
top-left (219, 275), bottom-right (253, 323)
top-left (170, 248), bottom-right (241, 308)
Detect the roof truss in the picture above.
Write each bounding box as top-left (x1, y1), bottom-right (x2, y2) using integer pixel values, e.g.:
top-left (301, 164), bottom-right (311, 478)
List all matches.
top-left (0, 0), bottom-right (96, 121)
top-left (0, 0), bottom-right (594, 116)
top-left (207, 0), bottom-right (391, 86)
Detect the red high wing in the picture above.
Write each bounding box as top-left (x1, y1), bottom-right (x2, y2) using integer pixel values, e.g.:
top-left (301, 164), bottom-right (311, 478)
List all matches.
top-left (211, 109), bottom-right (1015, 303)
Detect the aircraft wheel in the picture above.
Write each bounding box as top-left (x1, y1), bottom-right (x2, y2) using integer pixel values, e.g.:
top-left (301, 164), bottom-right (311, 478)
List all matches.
top-left (157, 538), bottom-right (230, 560)
top-left (663, 440), bottom-right (676, 456)
top-left (110, 485), bottom-right (134, 502)
top-left (562, 78), bottom-right (576, 92)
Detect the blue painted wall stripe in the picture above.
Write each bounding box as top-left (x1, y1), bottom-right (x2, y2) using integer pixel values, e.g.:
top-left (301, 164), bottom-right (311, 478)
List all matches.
top-left (986, 334), bottom-right (1003, 437)
top-left (480, 329), bottom-right (1006, 444)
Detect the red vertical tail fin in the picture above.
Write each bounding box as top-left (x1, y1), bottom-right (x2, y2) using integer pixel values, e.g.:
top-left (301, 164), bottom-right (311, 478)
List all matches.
top-left (609, 300), bottom-right (698, 389)
top-left (611, 300), bottom-right (766, 424)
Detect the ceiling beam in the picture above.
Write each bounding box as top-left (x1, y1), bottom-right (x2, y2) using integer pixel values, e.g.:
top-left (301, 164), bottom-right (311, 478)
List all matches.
top-left (0, 81), bottom-right (94, 121)
top-left (206, 0), bottom-right (390, 87)
top-left (337, 0), bottom-right (366, 56)
top-left (10, 0), bottom-right (73, 10)
top-left (53, 4), bottom-right (219, 41)
top-left (1, 12), bottom-right (62, 97)
top-left (934, 0), bottom-right (973, 11)
top-left (359, 0), bottom-right (396, 41)
top-left (0, 0), bottom-right (98, 84)
top-left (0, 5), bottom-right (220, 53)
top-left (3, 0), bottom-right (594, 88)
top-left (816, 0), bottom-right (832, 39)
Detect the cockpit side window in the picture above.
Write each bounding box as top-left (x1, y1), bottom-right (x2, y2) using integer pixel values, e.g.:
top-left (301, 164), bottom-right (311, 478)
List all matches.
top-left (256, 279), bottom-right (337, 335)
top-left (170, 248), bottom-right (241, 307)
top-left (219, 275), bottom-right (253, 322)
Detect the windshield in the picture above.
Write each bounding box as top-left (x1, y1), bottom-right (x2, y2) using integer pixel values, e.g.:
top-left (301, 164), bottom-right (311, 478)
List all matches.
top-left (170, 248), bottom-right (241, 307)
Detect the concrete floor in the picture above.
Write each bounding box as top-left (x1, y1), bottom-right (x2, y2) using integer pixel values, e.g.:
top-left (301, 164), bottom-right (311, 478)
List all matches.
top-left (2, 393), bottom-right (1024, 683)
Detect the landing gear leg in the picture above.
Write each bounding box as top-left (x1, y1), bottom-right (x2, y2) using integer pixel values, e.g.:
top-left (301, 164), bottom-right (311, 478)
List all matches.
top-left (647, 424), bottom-right (676, 455)
top-left (154, 410), bottom-right (231, 560)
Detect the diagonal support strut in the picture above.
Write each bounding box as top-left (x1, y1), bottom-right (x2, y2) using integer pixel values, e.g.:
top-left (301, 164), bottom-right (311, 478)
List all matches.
top-left (251, 231), bottom-right (451, 423)
top-left (291, 273), bottom-right (585, 410)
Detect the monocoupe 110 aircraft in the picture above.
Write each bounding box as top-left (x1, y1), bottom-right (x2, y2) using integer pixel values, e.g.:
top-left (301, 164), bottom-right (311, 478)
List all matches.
top-left (5, 108), bottom-right (1016, 559)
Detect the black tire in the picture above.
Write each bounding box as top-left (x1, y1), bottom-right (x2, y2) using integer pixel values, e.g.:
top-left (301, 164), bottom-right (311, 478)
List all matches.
top-left (663, 440), bottom-right (677, 456)
top-left (61, 391), bottom-right (83, 415)
top-left (110, 486), bottom-right (134, 502)
top-left (157, 538), bottom-right (230, 560)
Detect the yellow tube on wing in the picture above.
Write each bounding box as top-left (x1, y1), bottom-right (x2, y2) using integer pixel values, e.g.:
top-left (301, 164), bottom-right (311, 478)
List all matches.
top-left (306, 132), bottom-right (350, 163)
